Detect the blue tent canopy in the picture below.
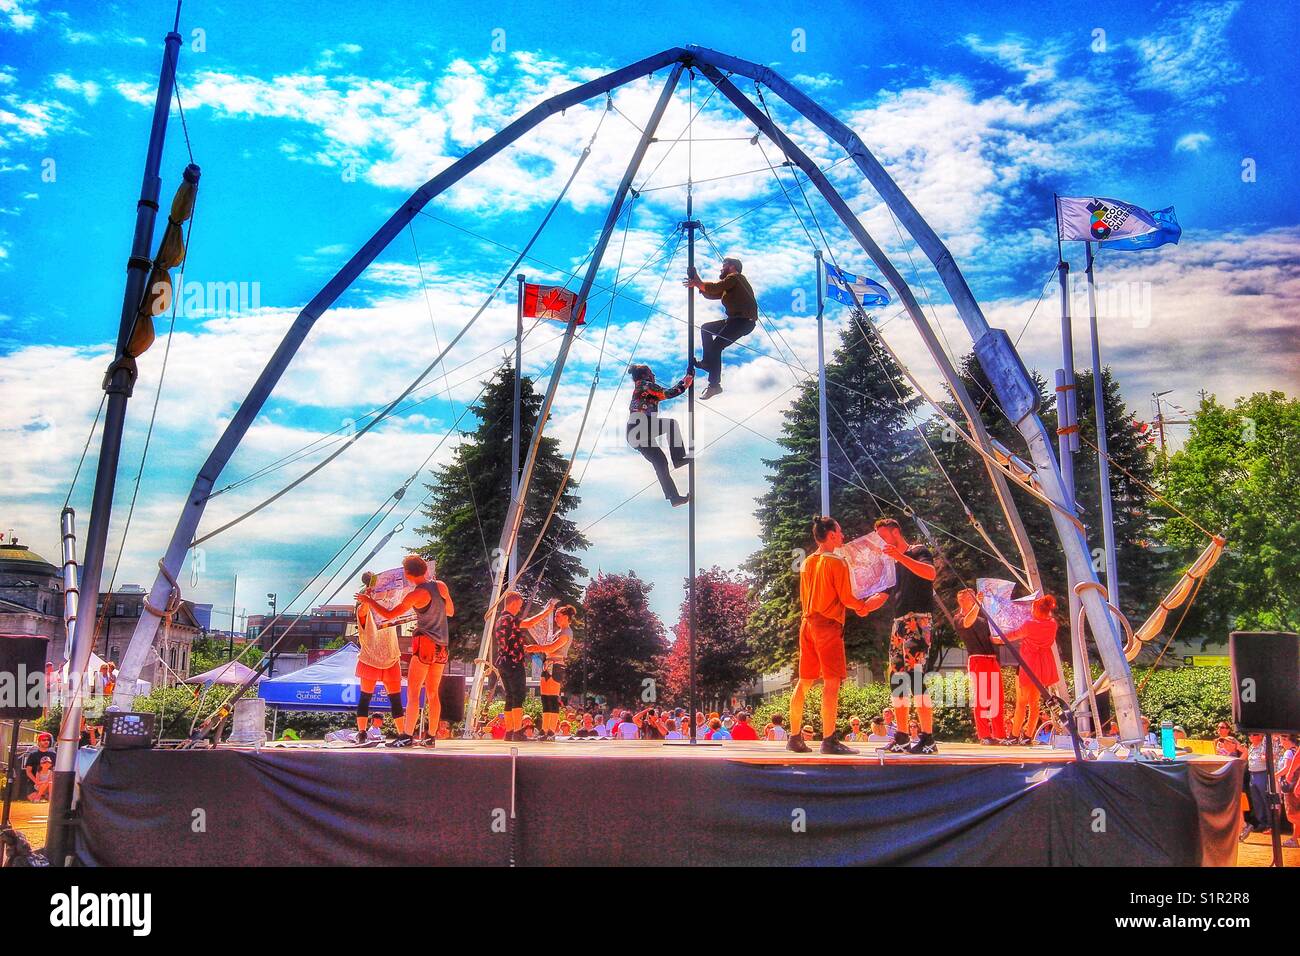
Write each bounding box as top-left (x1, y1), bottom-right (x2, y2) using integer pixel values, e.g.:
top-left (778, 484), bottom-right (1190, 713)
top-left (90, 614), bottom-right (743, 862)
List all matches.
top-left (257, 643), bottom-right (411, 712)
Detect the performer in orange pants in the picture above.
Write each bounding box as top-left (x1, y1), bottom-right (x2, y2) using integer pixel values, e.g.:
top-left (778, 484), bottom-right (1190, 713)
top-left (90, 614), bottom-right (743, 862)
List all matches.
top-left (1007, 595), bottom-right (1060, 744)
top-left (955, 587), bottom-right (1008, 744)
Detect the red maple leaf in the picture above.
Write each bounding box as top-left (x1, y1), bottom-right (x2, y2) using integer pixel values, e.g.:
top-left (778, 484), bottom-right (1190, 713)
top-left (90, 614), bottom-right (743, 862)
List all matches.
top-left (540, 288), bottom-right (571, 314)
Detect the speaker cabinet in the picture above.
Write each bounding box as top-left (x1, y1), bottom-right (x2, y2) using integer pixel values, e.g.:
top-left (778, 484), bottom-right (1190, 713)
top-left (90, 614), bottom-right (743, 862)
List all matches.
top-left (1229, 631), bottom-right (1300, 732)
top-left (0, 636), bottom-right (50, 720)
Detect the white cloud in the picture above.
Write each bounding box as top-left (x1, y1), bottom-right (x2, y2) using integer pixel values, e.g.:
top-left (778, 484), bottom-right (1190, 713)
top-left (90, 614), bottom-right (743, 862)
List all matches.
top-left (964, 34), bottom-right (1062, 86)
top-left (0, 0), bottom-right (36, 32)
top-left (51, 73), bottom-right (101, 104)
top-left (1132, 1), bottom-right (1245, 106)
top-left (1174, 131), bottom-right (1211, 153)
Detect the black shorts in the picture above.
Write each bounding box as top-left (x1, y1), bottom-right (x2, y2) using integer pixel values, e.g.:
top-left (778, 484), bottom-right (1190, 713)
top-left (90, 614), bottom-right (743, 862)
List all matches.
top-left (498, 663), bottom-right (526, 710)
top-left (542, 661), bottom-right (567, 687)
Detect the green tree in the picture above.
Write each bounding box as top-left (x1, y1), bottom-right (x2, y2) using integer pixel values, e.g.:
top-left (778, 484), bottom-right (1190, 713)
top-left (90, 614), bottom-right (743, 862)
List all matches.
top-left (1161, 392), bottom-right (1300, 634)
top-left (663, 567), bottom-right (758, 707)
top-left (571, 572), bottom-right (667, 705)
top-left (414, 364), bottom-right (588, 655)
top-left (744, 319), bottom-right (920, 674)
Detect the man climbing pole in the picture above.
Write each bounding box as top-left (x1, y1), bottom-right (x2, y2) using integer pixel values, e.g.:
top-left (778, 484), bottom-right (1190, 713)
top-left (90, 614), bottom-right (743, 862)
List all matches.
top-left (683, 257), bottom-right (757, 400)
top-left (625, 362), bottom-right (693, 506)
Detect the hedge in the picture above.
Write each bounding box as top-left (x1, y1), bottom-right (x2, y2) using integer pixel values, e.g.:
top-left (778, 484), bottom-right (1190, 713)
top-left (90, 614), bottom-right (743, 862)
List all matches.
top-left (750, 666), bottom-right (1234, 742)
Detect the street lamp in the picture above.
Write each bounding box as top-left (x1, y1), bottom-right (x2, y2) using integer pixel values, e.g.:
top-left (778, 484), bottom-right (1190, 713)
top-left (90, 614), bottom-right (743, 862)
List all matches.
top-left (267, 592), bottom-right (277, 677)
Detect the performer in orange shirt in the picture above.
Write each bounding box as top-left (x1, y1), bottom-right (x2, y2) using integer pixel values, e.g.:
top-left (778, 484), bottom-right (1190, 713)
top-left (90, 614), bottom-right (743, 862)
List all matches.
top-left (788, 516), bottom-right (889, 755)
top-left (1007, 594), bottom-right (1061, 745)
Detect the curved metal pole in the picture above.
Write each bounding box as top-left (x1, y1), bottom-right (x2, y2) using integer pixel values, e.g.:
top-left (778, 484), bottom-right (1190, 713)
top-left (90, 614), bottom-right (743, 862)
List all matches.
top-left (113, 47), bottom-right (689, 708)
top-left (691, 47), bottom-right (1142, 747)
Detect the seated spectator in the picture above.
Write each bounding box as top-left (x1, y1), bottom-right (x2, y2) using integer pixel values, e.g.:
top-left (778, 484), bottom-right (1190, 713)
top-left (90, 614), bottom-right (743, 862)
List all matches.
top-left (766, 714), bottom-right (789, 742)
top-left (867, 718), bottom-right (890, 743)
top-left (613, 710), bottom-right (639, 740)
top-left (730, 712), bottom-right (758, 740)
top-left (28, 755), bottom-right (53, 802)
top-left (23, 732), bottom-right (55, 798)
top-left (708, 717), bottom-right (731, 741)
top-left (880, 708), bottom-right (897, 739)
top-left (1215, 722), bottom-right (1244, 757)
top-left (845, 716), bottom-right (868, 742)
top-left (663, 718), bottom-right (684, 740)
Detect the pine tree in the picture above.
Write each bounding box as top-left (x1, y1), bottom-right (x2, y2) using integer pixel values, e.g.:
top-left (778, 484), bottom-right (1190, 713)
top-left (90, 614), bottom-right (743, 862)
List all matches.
top-left (571, 572), bottom-right (668, 705)
top-left (414, 364), bottom-right (588, 655)
top-left (744, 317), bottom-right (921, 675)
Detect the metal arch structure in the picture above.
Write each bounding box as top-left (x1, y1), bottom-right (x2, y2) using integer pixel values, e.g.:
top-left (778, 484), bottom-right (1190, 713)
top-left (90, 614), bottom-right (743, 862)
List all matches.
top-left (114, 45), bottom-right (1144, 747)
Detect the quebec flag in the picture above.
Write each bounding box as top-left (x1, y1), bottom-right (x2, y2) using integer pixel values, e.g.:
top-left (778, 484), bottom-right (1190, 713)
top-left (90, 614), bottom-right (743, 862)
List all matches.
top-left (825, 263), bottom-right (891, 308)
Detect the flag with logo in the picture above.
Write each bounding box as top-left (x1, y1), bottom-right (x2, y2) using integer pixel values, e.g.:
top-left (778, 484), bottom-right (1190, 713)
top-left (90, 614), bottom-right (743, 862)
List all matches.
top-left (824, 263), bottom-right (891, 308)
top-left (522, 283), bottom-right (586, 324)
top-left (1055, 195), bottom-right (1163, 243)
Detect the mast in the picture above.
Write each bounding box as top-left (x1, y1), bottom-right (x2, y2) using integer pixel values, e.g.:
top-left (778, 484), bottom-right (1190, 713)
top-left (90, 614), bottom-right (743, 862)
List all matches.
top-left (815, 250), bottom-right (830, 515)
top-left (1085, 242), bottom-right (1120, 608)
top-left (47, 12), bottom-right (184, 867)
top-left (59, 508), bottom-right (80, 657)
top-left (510, 273), bottom-right (524, 582)
top-left (465, 64), bottom-right (686, 729)
top-left (684, 191), bottom-right (699, 741)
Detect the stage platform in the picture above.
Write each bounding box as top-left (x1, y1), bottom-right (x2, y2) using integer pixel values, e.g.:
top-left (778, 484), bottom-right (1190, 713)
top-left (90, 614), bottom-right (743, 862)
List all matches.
top-left (73, 739), bottom-right (1243, 867)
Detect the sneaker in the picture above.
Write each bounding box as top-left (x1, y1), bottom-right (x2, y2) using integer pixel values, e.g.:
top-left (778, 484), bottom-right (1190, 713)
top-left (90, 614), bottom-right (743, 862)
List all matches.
top-left (786, 733), bottom-right (811, 754)
top-left (979, 737), bottom-right (995, 746)
top-left (353, 730), bottom-right (369, 746)
top-left (385, 733), bottom-right (414, 748)
top-left (820, 732), bottom-right (859, 756)
top-left (886, 731), bottom-right (911, 753)
top-left (700, 383), bottom-right (723, 401)
top-left (418, 736), bottom-right (436, 748)
top-left (670, 494), bottom-right (691, 508)
top-left (907, 733), bottom-right (938, 755)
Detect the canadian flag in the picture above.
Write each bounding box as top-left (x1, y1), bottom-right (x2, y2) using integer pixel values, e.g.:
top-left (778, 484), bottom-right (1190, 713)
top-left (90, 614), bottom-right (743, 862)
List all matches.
top-left (522, 283), bottom-right (586, 325)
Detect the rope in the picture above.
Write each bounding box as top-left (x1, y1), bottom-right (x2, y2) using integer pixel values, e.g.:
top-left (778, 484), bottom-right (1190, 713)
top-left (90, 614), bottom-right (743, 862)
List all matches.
top-left (1076, 432), bottom-right (1218, 540)
top-left (62, 393), bottom-right (106, 510)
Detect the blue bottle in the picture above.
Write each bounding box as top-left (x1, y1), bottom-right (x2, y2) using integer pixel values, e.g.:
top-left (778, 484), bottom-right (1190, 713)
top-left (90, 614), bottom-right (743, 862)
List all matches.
top-left (1160, 720), bottom-right (1176, 759)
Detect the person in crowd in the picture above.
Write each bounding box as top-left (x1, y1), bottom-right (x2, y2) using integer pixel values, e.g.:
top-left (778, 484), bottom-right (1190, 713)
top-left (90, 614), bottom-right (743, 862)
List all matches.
top-left (954, 587), bottom-right (1009, 745)
top-left (1006, 595), bottom-right (1061, 746)
top-left (881, 707), bottom-right (898, 739)
top-left (766, 713), bottom-right (789, 742)
top-left (558, 719), bottom-right (572, 737)
top-left (877, 517), bottom-right (939, 755)
top-left (867, 718), bottom-right (890, 743)
top-left (663, 718), bottom-right (684, 740)
top-left (349, 570), bottom-right (407, 747)
top-left (625, 363), bottom-right (693, 506)
top-left (907, 717), bottom-right (922, 745)
top-left (1141, 716), bottom-right (1159, 748)
top-left (729, 711), bottom-right (759, 741)
top-left (683, 257), bottom-right (758, 400)
top-left (23, 732), bottom-right (55, 798)
top-left (1278, 733), bottom-right (1300, 848)
top-left (613, 710), bottom-right (640, 740)
top-left (634, 706), bottom-right (665, 740)
top-left (845, 716), bottom-right (868, 743)
top-left (708, 717), bottom-right (731, 741)
top-left (1215, 721), bottom-right (1244, 757)
top-left (789, 515), bottom-right (889, 756)
top-left (28, 755), bottom-right (53, 802)
top-left (1241, 733), bottom-right (1271, 841)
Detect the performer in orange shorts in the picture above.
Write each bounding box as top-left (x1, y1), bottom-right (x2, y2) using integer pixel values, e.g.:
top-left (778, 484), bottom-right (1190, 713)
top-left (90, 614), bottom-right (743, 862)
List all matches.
top-left (788, 516), bottom-right (888, 755)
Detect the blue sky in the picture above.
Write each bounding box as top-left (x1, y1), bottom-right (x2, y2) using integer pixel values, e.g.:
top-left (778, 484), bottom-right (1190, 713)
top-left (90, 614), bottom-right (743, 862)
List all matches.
top-left (2, 0), bottom-right (1297, 634)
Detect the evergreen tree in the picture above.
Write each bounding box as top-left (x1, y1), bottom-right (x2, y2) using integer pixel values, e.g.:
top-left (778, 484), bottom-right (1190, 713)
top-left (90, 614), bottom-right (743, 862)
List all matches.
top-left (414, 364), bottom-right (588, 655)
top-left (744, 317), bottom-right (921, 675)
top-left (663, 567), bottom-right (758, 707)
top-left (572, 572), bottom-right (668, 705)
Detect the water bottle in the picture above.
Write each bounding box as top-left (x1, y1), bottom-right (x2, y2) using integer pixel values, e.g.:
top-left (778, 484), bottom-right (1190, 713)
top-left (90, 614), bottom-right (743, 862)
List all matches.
top-left (1160, 720), bottom-right (1176, 760)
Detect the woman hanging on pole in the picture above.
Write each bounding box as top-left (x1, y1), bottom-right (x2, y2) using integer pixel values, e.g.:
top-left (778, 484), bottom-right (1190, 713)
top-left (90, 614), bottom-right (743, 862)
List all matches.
top-left (625, 363), bottom-right (693, 506)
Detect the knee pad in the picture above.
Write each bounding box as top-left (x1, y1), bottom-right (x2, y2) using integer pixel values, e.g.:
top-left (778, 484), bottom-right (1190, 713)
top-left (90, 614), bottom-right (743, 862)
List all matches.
top-left (356, 690), bottom-right (373, 719)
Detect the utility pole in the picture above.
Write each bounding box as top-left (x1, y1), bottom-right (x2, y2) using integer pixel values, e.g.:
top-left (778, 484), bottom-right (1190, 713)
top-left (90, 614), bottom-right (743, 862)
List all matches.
top-left (46, 7), bottom-right (184, 868)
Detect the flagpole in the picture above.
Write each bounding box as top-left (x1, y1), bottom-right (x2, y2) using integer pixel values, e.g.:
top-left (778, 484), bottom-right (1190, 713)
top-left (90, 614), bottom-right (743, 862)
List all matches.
top-left (815, 250), bottom-right (830, 515)
top-left (685, 188), bottom-right (699, 744)
top-left (1085, 242), bottom-right (1120, 608)
top-left (1054, 194), bottom-right (1088, 731)
top-left (511, 273), bottom-right (524, 582)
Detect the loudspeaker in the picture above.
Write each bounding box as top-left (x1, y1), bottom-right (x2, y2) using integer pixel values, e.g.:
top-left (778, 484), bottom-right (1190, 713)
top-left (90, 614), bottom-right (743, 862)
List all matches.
top-left (0, 636), bottom-right (50, 720)
top-left (1229, 631), bottom-right (1300, 732)
top-left (439, 674), bottom-right (466, 724)
top-left (102, 711), bottom-right (155, 750)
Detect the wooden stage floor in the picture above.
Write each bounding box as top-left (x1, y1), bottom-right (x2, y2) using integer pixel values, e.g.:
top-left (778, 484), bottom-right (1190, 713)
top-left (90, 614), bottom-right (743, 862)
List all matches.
top-left (250, 736), bottom-right (1233, 768)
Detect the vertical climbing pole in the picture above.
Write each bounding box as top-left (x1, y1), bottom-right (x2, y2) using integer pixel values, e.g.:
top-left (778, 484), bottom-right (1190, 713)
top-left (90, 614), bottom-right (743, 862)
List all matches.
top-left (684, 191), bottom-right (699, 743)
top-left (510, 273), bottom-right (524, 582)
top-left (466, 63), bottom-right (686, 729)
top-left (815, 250), bottom-right (830, 515)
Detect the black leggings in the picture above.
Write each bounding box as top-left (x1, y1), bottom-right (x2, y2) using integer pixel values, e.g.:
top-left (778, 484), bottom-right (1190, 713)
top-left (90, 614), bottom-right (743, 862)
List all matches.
top-left (627, 415), bottom-right (688, 501)
top-left (499, 663), bottom-right (527, 711)
top-left (699, 316), bottom-right (755, 385)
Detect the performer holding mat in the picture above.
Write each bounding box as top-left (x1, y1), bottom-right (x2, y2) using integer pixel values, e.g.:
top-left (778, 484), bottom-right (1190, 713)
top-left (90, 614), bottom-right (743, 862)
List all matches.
top-left (350, 571), bottom-right (405, 747)
top-left (788, 516), bottom-right (888, 755)
top-left (524, 601), bottom-right (577, 741)
top-left (357, 554), bottom-right (454, 748)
